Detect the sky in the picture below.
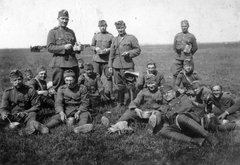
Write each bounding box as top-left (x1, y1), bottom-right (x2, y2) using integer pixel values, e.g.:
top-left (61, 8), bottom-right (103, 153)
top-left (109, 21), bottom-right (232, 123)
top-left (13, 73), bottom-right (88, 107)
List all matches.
top-left (0, 0), bottom-right (239, 48)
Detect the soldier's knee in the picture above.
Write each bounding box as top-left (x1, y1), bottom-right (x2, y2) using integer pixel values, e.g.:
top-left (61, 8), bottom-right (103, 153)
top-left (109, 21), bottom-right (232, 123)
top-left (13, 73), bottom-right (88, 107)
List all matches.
top-left (177, 114), bottom-right (189, 124)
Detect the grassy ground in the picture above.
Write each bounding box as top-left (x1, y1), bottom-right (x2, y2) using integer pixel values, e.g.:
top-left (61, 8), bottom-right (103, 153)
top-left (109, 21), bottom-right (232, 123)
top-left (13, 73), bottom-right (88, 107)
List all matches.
top-left (1, 43), bottom-right (240, 165)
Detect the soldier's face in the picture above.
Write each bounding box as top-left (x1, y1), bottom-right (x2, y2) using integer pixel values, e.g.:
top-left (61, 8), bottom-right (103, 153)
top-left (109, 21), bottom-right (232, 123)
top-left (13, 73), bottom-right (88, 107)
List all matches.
top-left (25, 73), bottom-right (33, 80)
top-left (184, 65), bottom-right (193, 73)
top-left (86, 69), bottom-right (93, 76)
top-left (212, 86), bottom-right (222, 98)
top-left (181, 23), bottom-right (189, 33)
top-left (65, 76), bottom-right (75, 88)
top-left (58, 17), bottom-right (69, 28)
top-left (163, 90), bottom-right (175, 101)
top-left (147, 82), bottom-right (157, 92)
top-left (193, 87), bottom-right (202, 95)
top-left (38, 71), bottom-right (47, 81)
top-left (78, 61), bottom-right (84, 68)
top-left (117, 26), bottom-right (126, 36)
top-left (147, 64), bottom-right (156, 74)
top-left (11, 77), bottom-right (23, 88)
top-left (99, 25), bottom-right (107, 33)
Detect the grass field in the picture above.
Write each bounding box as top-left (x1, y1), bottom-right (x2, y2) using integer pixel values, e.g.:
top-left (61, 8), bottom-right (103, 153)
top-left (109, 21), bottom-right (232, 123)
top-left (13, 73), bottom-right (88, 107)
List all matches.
top-left (1, 43), bottom-right (240, 165)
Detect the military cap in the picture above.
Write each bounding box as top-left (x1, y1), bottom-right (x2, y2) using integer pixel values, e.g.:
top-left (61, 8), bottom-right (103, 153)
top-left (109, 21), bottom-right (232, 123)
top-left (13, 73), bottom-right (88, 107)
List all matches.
top-left (84, 63), bottom-right (94, 70)
top-left (147, 59), bottom-right (156, 66)
top-left (37, 65), bottom-right (47, 73)
top-left (183, 59), bottom-right (194, 66)
top-left (181, 20), bottom-right (189, 26)
top-left (63, 69), bottom-right (75, 78)
top-left (192, 80), bottom-right (202, 89)
top-left (115, 20), bottom-right (126, 28)
top-left (160, 85), bottom-right (173, 94)
top-left (98, 20), bottom-right (107, 26)
top-left (9, 69), bottom-right (23, 79)
top-left (24, 69), bottom-right (33, 76)
top-left (58, 9), bottom-right (69, 18)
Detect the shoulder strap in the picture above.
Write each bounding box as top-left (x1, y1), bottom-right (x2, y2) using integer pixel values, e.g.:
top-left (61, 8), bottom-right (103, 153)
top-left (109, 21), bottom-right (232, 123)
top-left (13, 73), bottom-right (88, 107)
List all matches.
top-left (183, 71), bottom-right (193, 85)
top-left (34, 78), bottom-right (44, 90)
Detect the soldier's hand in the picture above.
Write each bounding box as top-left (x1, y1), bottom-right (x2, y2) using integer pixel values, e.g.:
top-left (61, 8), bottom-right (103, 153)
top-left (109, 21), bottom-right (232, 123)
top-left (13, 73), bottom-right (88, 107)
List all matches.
top-left (64, 44), bottom-right (73, 50)
top-left (38, 90), bottom-right (48, 96)
top-left (108, 67), bottom-right (113, 73)
top-left (135, 108), bottom-right (143, 118)
top-left (95, 47), bottom-right (101, 52)
top-left (218, 111), bottom-right (228, 121)
top-left (17, 112), bottom-right (28, 118)
top-left (121, 51), bottom-right (129, 57)
top-left (59, 111), bottom-right (67, 122)
top-left (178, 88), bottom-right (186, 94)
top-left (74, 111), bottom-right (81, 120)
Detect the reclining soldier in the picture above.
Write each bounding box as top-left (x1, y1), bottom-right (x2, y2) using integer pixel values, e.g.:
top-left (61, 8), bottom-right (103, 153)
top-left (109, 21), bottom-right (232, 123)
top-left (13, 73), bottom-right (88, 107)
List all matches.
top-left (194, 84), bottom-right (240, 132)
top-left (0, 70), bottom-right (49, 135)
top-left (106, 80), bottom-right (163, 134)
top-left (28, 65), bottom-right (55, 110)
top-left (158, 85), bottom-right (219, 147)
top-left (78, 63), bottom-right (109, 109)
top-left (45, 69), bottom-right (93, 133)
top-left (137, 59), bottom-right (165, 90)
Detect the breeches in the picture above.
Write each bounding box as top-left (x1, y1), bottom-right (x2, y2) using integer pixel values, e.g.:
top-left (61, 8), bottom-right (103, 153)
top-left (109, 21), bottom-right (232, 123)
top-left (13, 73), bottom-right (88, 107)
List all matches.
top-left (93, 62), bottom-right (112, 80)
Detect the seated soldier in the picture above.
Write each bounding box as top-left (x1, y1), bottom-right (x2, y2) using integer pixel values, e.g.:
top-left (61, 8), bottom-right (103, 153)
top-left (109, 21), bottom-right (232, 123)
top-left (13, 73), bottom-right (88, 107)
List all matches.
top-left (137, 59), bottom-right (165, 90)
top-left (0, 70), bottom-right (49, 135)
top-left (106, 80), bottom-right (164, 134)
top-left (174, 59), bottom-right (201, 95)
top-left (78, 57), bottom-right (85, 76)
top-left (158, 85), bottom-right (219, 147)
top-left (45, 69), bottom-right (93, 133)
top-left (201, 84), bottom-right (240, 132)
top-left (78, 63), bottom-right (109, 109)
top-left (28, 65), bottom-right (54, 109)
top-left (24, 69), bottom-right (34, 86)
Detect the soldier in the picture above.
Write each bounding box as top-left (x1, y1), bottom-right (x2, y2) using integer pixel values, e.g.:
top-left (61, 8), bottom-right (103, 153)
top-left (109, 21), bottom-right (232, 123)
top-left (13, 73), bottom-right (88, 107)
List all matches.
top-left (107, 80), bottom-right (163, 134)
top-left (137, 59), bottom-right (165, 90)
top-left (0, 70), bottom-right (49, 135)
top-left (24, 69), bottom-right (34, 86)
top-left (47, 9), bottom-right (80, 92)
top-left (45, 70), bottom-right (93, 133)
top-left (174, 59), bottom-right (201, 95)
top-left (27, 65), bottom-right (55, 109)
top-left (78, 63), bottom-right (108, 109)
top-left (91, 20), bottom-right (114, 95)
top-left (158, 85), bottom-right (219, 147)
top-left (108, 20), bottom-right (141, 106)
top-left (77, 57), bottom-right (85, 76)
top-left (171, 20), bottom-right (198, 86)
top-left (202, 84), bottom-right (240, 132)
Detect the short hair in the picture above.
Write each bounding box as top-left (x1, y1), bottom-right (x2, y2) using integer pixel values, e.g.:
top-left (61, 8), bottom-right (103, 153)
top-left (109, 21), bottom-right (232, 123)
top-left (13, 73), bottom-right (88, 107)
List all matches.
top-left (211, 84), bottom-right (223, 91)
top-left (181, 20), bottom-right (189, 26)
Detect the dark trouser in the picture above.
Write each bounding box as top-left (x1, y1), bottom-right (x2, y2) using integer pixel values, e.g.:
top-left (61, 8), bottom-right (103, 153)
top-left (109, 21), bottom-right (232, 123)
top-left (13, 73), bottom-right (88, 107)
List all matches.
top-left (0, 112), bottom-right (37, 127)
top-left (171, 59), bottom-right (184, 86)
top-left (118, 109), bottom-right (164, 134)
top-left (52, 66), bottom-right (79, 92)
top-left (45, 111), bottom-right (91, 128)
top-left (93, 62), bottom-right (113, 93)
top-left (160, 114), bottom-right (209, 143)
top-left (113, 68), bottom-right (136, 105)
top-left (40, 95), bottom-right (55, 109)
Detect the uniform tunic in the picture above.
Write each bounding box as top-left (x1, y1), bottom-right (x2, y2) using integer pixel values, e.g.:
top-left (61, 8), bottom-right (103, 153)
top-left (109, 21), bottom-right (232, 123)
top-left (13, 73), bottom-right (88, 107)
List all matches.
top-left (0, 85), bottom-right (40, 125)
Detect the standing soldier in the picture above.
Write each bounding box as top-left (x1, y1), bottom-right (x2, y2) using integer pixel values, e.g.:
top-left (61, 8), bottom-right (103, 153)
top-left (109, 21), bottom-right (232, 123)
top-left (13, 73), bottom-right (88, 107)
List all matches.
top-left (108, 20), bottom-right (141, 107)
top-left (171, 20), bottom-right (198, 86)
top-left (91, 20), bottom-right (114, 96)
top-left (47, 9), bottom-right (81, 93)
top-left (45, 70), bottom-right (93, 133)
top-left (0, 70), bottom-right (48, 135)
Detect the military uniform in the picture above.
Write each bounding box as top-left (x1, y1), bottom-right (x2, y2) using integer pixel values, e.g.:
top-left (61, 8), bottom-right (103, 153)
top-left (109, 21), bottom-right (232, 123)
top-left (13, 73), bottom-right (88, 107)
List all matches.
top-left (45, 84), bottom-right (91, 128)
top-left (159, 94), bottom-right (217, 146)
top-left (171, 31), bottom-right (198, 80)
top-left (174, 70), bottom-right (201, 91)
top-left (137, 70), bottom-right (165, 90)
top-left (0, 85), bottom-right (40, 126)
top-left (118, 87), bottom-right (163, 133)
top-left (108, 34), bottom-right (141, 104)
top-left (207, 92), bottom-right (240, 132)
top-left (47, 26), bottom-right (79, 91)
top-left (91, 32), bottom-right (114, 79)
top-left (78, 72), bottom-right (104, 108)
top-left (28, 78), bottom-right (54, 109)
